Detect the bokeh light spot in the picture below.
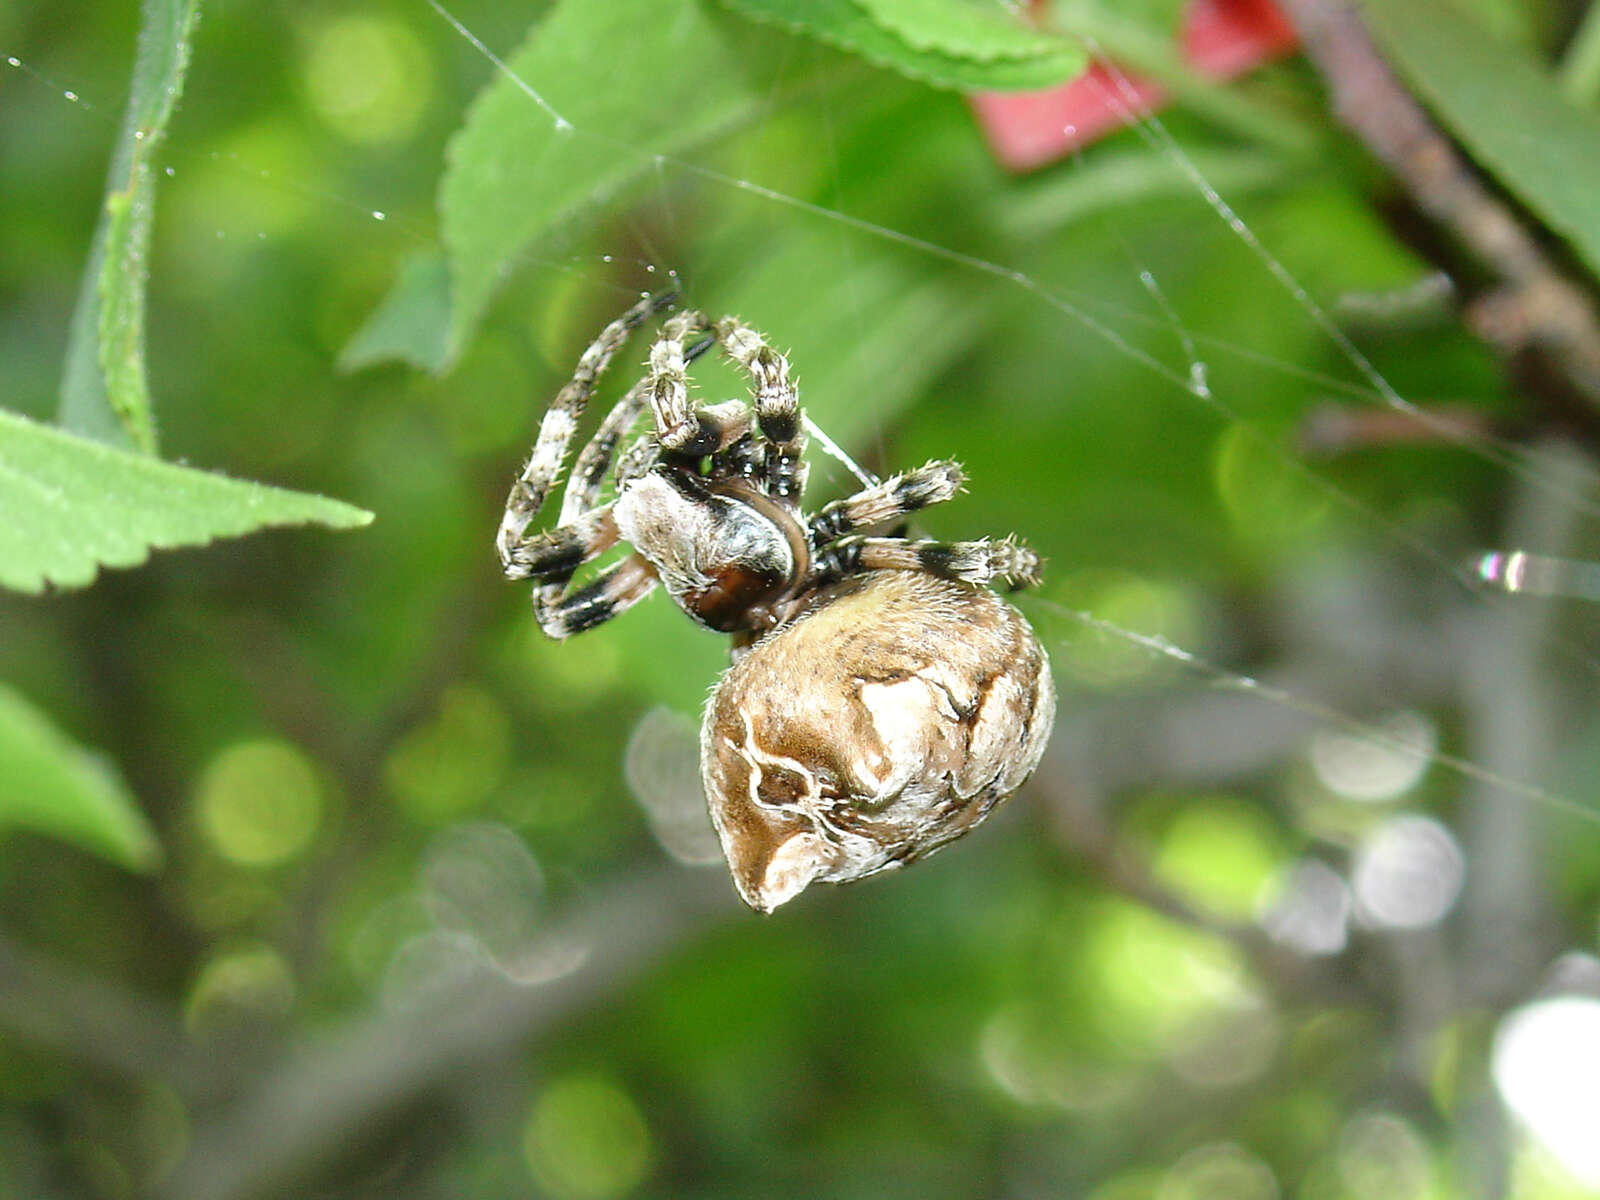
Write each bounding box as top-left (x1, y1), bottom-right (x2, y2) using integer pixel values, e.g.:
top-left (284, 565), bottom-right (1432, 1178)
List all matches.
top-left (1258, 858), bottom-right (1351, 956)
top-left (1494, 996), bottom-right (1600, 1187)
top-left (422, 822), bottom-right (545, 961)
top-left (1151, 797), bottom-right (1284, 919)
top-left (196, 738), bottom-right (323, 867)
top-left (1352, 814), bottom-right (1464, 930)
top-left (184, 942), bottom-right (295, 1031)
top-left (1086, 900), bottom-right (1254, 1052)
top-left (1159, 1142), bottom-right (1278, 1200)
top-left (524, 1073), bottom-right (653, 1200)
top-left (384, 684), bottom-right (511, 824)
top-left (624, 707), bottom-right (722, 865)
top-left (380, 929), bottom-right (494, 1013)
top-left (165, 120), bottom-right (318, 287)
top-left (1054, 568), bottom-right (1199, 688)
top-left (1310, 710), bottom-right (1435, 802)
top-left (978, 1003), bottom-right (1139, 1112)
top-left (299, 15), bottom-right (432, 144)
top-left (1336, 1111), bottom-right (1433, 1200)
top-left (1213, 423), bottom-right (1328, 547)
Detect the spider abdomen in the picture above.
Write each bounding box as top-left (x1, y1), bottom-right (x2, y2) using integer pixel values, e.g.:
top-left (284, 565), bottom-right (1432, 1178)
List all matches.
top-left (700, 570), bottom-right (1056, 912)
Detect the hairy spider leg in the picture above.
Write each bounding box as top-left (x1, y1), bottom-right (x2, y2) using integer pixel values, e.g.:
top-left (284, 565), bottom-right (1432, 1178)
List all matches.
top-left (534, 553), bottom-right (660, 640)
top-left (813, 536), bottom-right (1042, 591)
top-left (498, 291), bottom-right (676, 574)
top-left (712, 317), bottom-right (808, 508)
top-left (645, 310), bottom-right (715, 454)
top-left (560, 378), bottom-right (651, 525)
top-left (507, 507), bottom-right (622, 582)
top-left (807, 460), bottom-right (967, 545)
top-left (525, 306), bottom-right (757, 631)
top-left (557, 333), bottom-right (744, 530)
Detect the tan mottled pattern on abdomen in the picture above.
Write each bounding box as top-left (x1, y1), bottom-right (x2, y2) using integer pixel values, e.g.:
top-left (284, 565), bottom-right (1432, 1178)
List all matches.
top-left (701, 570), bottom-right (1055, 912)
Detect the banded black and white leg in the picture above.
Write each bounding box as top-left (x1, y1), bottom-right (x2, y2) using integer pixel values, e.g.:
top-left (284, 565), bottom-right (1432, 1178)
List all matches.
top-left (559, 378), bottom-right (651, 524)
top-left (645, 310), bottom-right (719, 454)
top-left (533, 553), bottom-right (660, 639)
top-left (814, 535), bottom-right (1042, 591)
top-left (712, 316), bottom-right (807, 505)
top-left (498, 291), bottom-right (675, 577)
top-left (807, 460), bottom-right (966, 544)
top-left (559, 318), bottom-right (740, 520)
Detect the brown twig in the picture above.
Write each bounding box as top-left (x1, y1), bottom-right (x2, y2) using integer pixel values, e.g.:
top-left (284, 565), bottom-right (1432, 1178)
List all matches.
top-left (1277, 0), bottom-right (1600, 409)
top-left (167, 864), bottom-right (739, 1200)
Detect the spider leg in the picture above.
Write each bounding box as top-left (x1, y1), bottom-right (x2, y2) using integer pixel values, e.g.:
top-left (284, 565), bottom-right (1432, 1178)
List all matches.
top-left (497, 291), bottom-right (674, 574)
top-left (808, 461), bottom-right (965, 544)
top-left (533, 553), bottom-right (660, 639)
top-left (646, 311), bottom-right (721, 454)
top-left (713, 317), bottom-right (807, 506)
top-left (560, 380), bottom-right (651, 524)
top-left (814, 536), bottom-right (1042, 591)
top-left (502, 507), bottom-right (619, 582)
top-left (646, 315), bottom-right (763, 459)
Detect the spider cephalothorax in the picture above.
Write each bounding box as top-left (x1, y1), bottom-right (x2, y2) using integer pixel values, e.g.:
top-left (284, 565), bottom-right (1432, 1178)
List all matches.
top-left (498, 292), bottom-right (1055, 911)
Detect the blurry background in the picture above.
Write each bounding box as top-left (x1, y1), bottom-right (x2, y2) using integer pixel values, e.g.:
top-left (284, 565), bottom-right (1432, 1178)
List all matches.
top-left (3, 0), bottom-right (1600, 1197)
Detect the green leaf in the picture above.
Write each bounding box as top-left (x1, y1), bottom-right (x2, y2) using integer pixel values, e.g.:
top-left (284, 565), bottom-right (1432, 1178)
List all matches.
top-left (727, 0), bottom-right (1307, 152)
top-left (58, 0), bottom-right (202, 453)
top-left (721, 0), bottom-right (1086, 92)
top-left (849, 0), bottom-right (1087, 64)
top-left (1363, 0), bottom-right (1600, 280)
top-left (440, 0), bottom-right (784, 365)
top-left (0, 684), bottom-right (160, 871)
top-left (339, 250), bottom-right (453, 374)
top-left (0, 409), bottom-right (374, 594)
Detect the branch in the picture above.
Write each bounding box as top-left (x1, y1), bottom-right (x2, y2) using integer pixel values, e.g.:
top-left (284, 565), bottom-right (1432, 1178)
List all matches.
top-left (0, 933), bottom-right (194, 1085)
top-left (1277, 0), bottom-right (1600, 408)
top-left (167, 864), bottom-right (738, 1200)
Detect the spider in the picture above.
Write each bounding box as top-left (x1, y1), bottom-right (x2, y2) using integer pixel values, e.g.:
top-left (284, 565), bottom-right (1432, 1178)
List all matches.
top-left (498, 293), bottom-right (1056, 912)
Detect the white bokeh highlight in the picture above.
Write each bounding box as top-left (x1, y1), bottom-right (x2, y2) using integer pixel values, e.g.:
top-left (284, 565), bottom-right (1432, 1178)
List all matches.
top-left (1310, 710), bottom-right (1435, 802)
top-left (1493, 997), bottom-right (1600, 1187)
top-left (1352, 815), bottom-right (1464, 930)
top-left (1259, 858), bottom-right (1351, 956)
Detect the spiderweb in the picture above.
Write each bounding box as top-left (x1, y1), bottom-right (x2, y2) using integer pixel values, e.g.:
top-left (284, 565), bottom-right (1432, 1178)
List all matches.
top-left (7, 3), bottom-right (1599, 864)
top-left (12, 5), bottom-right (1600, 1193)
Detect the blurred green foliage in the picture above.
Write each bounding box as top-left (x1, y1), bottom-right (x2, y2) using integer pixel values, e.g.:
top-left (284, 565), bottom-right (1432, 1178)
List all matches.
top-left (3, 0), bottom-right (1600, 1198)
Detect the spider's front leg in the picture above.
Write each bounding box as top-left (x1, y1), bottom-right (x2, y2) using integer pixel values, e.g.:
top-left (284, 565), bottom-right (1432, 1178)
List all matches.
top-left (497, 291), bottom-right (674, 572)
top-left (713, 317), bottom-right (807, 505)
top-left (646, 312), bottom-right (723, 455)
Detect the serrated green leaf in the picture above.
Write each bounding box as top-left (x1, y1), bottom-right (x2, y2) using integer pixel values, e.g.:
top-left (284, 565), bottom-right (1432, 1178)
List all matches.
top-left (0, 684), bottom-right (159, 871)
top-left (722, 0), bottom-right (1086, 92)
top-left (0, 409), bottom-right (373, 594)
top-left (441, 0), bottom-right (777, 365)
top-left (339, 249), bottom-right (453, 374)
top-left (59, 0), bottom-right (201, 454)
top-left (850, 0), bottom-right (1085, 64)
top-left (728, 0), bottom-right (1307, 151)
top-left (1363, 0), bottom-right (1600, 280)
